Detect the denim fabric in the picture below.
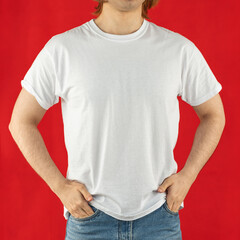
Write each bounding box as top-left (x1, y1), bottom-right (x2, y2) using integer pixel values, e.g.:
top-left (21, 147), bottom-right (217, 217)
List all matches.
top-left (65, 201), bottom-right (182, 240)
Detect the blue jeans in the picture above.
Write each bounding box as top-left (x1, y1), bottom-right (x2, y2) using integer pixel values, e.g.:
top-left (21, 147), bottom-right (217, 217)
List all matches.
top-left (65, 201), bottom-right (182, 240)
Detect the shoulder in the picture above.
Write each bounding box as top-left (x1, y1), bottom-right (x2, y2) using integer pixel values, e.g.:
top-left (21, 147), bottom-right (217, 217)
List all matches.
top-left (148, 21), bottom-right (196, 53)
top-left (44, 20), bottom-right (90, 53)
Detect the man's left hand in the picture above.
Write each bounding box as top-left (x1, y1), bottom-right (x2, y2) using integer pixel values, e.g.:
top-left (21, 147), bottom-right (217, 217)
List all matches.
top-left (157, 171), bottom-right (196, 212)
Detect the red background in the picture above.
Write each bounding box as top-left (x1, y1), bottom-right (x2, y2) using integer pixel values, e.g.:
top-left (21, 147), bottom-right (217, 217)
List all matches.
top-left (1, 0), bottom-right (239, 239)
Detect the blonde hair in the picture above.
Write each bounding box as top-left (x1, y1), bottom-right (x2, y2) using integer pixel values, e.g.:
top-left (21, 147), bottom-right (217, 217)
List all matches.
top-left (92, 0), bottom-right (160, 20)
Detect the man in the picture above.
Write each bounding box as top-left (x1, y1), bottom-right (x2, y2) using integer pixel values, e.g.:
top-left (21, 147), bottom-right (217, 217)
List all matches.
top-left (9, 0), bottom-right (225, 239)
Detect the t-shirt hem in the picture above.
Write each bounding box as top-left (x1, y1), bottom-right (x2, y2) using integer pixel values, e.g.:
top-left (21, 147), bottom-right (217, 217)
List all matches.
top-left (21, 79), bottom-right (50, 110)
top-left (88, 197), bottom-right (168, 221)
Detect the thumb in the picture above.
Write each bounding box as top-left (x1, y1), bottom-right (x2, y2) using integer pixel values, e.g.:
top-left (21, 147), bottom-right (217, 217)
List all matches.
top-left (80, 185), bottom-right (93, 201)
top-left (73, 180), bottom-right (93, 201)
top-left (157, 180), bottom-right (169, 193)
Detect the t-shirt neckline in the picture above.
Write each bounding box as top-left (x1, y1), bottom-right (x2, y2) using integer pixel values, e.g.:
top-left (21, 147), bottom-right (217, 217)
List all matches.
top-left (87, 18), bottom-right (149, 42)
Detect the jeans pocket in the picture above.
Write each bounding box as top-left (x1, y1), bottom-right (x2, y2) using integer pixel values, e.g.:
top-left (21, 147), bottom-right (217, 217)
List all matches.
top-left (70, 204), bottom-right (101, 222)
top-left (163, 201), bottom-right (179, 215)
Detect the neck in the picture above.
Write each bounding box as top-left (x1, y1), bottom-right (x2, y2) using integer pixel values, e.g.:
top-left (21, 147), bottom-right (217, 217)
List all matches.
top-left (93, 2), bottom-right (145, 35)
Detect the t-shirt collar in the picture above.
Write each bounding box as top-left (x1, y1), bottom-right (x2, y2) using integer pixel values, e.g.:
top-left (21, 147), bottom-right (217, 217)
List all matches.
top-left (87, 18), bottom-right (149, 42)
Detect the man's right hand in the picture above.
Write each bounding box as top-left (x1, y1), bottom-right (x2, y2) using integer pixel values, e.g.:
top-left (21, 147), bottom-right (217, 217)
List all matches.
top-left (56, 179), bottom-right (95, 219)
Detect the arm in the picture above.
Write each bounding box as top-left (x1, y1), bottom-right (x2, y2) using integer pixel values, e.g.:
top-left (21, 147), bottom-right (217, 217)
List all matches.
top-left (9, 88), bottom-right (94, 218)
top-left (158, 93), bottom-right (225, 212)
top-left (8, 88), bottom-right (66, 194)
top-left (180, 92), bottom-right (226, 182)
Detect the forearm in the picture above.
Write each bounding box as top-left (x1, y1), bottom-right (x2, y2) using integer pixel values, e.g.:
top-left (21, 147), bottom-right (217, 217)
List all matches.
top-left (9, 122), bottom-right (66, 195)
top-left (180, 115), bottom-right (225, 183)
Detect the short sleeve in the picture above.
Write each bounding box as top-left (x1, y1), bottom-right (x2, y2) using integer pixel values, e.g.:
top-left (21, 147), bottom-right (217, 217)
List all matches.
top-left (21, 38), bottom-right (59, 110)
top-left (179, 43), bottom-right (222, 106)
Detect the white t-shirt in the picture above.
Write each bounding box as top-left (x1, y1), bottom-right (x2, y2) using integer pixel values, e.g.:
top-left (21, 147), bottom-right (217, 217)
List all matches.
top-left (21, 18), bottom-right (222, 221)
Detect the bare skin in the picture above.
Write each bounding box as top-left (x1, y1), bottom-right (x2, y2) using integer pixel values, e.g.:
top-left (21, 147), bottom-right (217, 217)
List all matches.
top-left (9, 0), bottom-right (225, 217)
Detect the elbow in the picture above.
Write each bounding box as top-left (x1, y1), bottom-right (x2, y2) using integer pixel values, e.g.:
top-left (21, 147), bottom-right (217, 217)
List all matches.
top-left (8, 122), bottom-right (13, 133)
top-left (9, 120), bottom-right (20, 135)
top-left (8, 121), bottom-right (16, 135)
